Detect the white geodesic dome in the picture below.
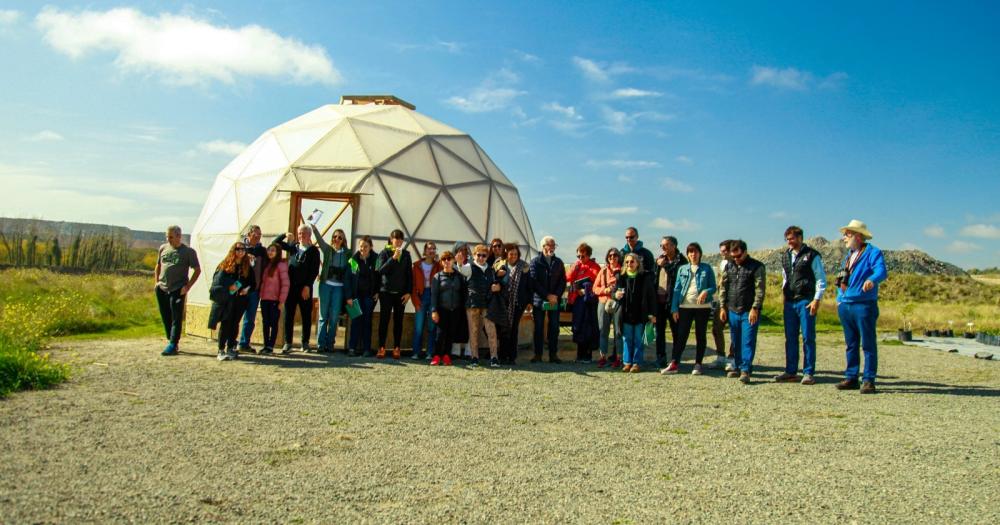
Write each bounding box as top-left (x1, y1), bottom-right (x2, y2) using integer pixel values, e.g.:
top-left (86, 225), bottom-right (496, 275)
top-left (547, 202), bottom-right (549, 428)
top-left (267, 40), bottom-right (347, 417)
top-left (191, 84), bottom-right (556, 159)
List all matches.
top-left (187, 102), bottom-right (537, 306)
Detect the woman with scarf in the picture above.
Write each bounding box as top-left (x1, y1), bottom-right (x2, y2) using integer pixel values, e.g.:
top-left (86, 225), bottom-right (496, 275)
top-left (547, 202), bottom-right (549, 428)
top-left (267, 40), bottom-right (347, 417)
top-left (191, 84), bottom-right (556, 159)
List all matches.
top-left (613, 252), bottom-right (656, 373)
top-left (490, 243), bottom-right (532, 365)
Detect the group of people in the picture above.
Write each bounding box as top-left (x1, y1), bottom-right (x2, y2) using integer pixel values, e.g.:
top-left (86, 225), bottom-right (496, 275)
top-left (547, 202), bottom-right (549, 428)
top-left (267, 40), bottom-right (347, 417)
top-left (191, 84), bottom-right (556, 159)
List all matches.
top-left (154, 218), bottom-right (887, 393)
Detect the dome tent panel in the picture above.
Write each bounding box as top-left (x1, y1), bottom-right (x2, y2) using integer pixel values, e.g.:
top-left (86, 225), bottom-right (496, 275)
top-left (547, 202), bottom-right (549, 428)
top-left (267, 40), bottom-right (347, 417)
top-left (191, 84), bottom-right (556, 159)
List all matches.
top-left (290, 168), bottom-right (370, 193)
top-left (349, 107), bottom-right (426, 134)
top-left (379, 140), bottom-right (443, 185)
top-left (408, 111), bottom-right (464, 135)
top-left (277, 104), bottom-right (347, 129)
top-left (487, 188), bottom-right (529, 248)
top-left (354, 176), bottom-right (406, 241)
top-left (236, 134), bottom-right (289, 180)
top-left (446, 183), bottom-right (491, 239)
top-left (431, 142), bottom-right (489, 185)
top-left (295, 123), bottom-right (371, 169)
top-left (350, 120), bottom-right (422, 166)
top-left (274, 122), bottom-right (340, 164)
top-left (378, 172), bottom-right (440, 234)
top-left (197, 185), bottom-right (241, 235)
top-left (193, 174), bottom-right (240, 233)
top-left (187, 233), bottom-right (245, 306)
top-left (413, 192), bottom-right (481, 244)
top-left (234, 169), bottom-right (286, 227)
top-left (495, 184), bottom-right (535, 242)
top-left (474, 143), bottom-right (515, 187)
top-left (241, 189), bottom-right (294, 236)
top-left (433, 136), bottom-right (488, 174)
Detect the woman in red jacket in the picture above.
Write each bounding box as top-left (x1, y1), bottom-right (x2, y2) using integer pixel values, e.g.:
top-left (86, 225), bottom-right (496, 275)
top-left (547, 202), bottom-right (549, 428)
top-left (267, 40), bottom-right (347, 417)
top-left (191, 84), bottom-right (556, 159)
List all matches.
top-left (567, 242), bottom-right (601, 363)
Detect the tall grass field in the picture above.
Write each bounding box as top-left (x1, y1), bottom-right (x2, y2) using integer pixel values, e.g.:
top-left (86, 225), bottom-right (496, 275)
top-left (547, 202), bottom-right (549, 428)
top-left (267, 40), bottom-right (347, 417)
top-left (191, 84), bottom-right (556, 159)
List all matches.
top-left (0, 269), bottom-right (159, 397)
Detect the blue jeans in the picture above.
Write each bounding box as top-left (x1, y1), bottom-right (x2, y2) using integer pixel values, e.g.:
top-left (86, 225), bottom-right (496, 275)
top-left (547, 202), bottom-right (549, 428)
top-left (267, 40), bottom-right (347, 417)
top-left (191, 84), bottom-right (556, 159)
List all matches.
top-left (532, 306), bottom-right (560, 356)
top-left (839, 301), bottom-right (879, 383)
top-left (784, 299), bottom-right (817, 375)
top-left (317, 283), bottom-right (345, 350)
top-left (413, 289), bottom-right (436, 354)
top-left (728, 310), bottom-right (759, 373)
top-left (349, 295), bottom-right (376, 353)
top-left (238, 290), bottom-right (261, 348)
top-left (622, 323), bottom-right (646, 365)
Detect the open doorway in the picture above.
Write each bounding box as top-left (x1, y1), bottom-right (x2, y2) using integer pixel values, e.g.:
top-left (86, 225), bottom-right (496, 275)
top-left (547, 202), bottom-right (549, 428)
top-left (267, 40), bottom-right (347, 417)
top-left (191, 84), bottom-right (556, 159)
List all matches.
top-left (287, 192), bottom-right (358, 350)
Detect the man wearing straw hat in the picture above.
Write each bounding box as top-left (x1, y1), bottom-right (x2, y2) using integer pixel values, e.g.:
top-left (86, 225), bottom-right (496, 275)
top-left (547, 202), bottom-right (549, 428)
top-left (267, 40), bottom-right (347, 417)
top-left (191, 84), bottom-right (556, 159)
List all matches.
top-left (835, 219), bottom-right (888, 394)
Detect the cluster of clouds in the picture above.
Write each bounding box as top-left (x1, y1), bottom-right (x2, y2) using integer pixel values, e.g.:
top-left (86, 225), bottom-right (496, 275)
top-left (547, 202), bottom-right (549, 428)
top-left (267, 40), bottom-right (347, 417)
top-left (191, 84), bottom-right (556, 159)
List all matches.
top-left (922, 222), bottom-right (1000, 254)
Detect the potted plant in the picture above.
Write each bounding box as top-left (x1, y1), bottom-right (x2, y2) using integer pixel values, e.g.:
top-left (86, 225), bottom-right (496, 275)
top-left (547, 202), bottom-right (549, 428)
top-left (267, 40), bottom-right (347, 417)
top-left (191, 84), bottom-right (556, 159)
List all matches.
top-left (944, 321), bottom-right (954, 338)
top-left (964, 321), bottom-right (976, 339)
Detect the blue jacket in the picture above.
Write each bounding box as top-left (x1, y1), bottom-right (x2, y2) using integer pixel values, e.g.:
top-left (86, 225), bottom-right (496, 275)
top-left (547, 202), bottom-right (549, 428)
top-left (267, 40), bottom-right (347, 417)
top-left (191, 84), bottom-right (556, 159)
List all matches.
top-left (621, 240), bottom-right (655, 273)
top-left (529, 253), bottom-right (567, 306)
top-left (671, 263), bottom-right (717, 313)
top-left (836, 243), bottom-right (888, 304)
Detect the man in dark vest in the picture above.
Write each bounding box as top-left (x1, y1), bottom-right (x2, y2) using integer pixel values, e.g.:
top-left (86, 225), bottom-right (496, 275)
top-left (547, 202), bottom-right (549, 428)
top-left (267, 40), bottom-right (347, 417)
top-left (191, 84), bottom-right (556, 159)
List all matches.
top-left (718, 239), bottom-right (766, 384)
top-left (775, 226), bottom-right (827, 385)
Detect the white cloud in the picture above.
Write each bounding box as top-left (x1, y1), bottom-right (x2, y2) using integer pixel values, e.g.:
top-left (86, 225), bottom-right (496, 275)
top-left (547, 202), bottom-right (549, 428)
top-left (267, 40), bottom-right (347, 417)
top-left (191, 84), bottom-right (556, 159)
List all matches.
top-left (35, 7), bottom-right (341, 86)
top-left (446, 68), bottom-right (525, 113)
top-left (960, 223), bottom-right (1000, 239)
top-left (947, 240), bottom-right (982, 254)
top-left (675, 155), bottom-right (694, 165)
top-left (649, 217), bottom-right (700, 231)
top-left (923, 225), bottom-right (946, 238)
top-left (575, 234), bottom-right (619, 255)
top-left (0, 9), bottom-right (20, 27)
top-left (617, 174), bottom-right (634, 183)
top-left (24, 130), bottom-right (64, 142)
top-left (751, 65), bottom-right (848, 91)
top-left (572, 56), bottom-right (634, 82)
top-left (582, 217), bottom-right (620, 227)
top-left (541, 101), bottom-right (585, 133)
top-left (591, 207), bottom-right (638, 215)
top-left (611, 88), bottom-right (662, 98)
top-left (197, 140), bottom-right (247, 156)
top-left (541, 102), bottom-right (582, 120)
top-left (513, 49), bottom-right (541, 63)
top-left (769, 211), bottom-right (791, 220)
top-left (585, 159), bottom-right (660, 170)
top-left (661, 177), bottom-right (693, 193)
top-left (600, 106), bottom-right (673, 134)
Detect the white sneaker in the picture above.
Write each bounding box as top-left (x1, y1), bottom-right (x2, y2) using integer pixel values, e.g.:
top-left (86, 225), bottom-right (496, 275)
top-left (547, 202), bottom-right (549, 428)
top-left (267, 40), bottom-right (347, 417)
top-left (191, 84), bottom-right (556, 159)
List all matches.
top-left (725, 358), bottom-right (736, 372)
top-left (217, 350), bottom-right (227, 361)
top-left (709, 356), bottom-right (727, 369)
top-left (692, 364), bottom-right (703, 375)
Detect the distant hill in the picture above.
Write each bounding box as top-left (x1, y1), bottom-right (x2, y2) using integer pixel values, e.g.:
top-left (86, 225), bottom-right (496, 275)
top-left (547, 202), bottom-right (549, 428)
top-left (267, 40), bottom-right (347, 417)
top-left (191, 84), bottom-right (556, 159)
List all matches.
top-left (703, 237), bottom-right (967, 277)
top-left (0, 218), bottom-right (186, 249)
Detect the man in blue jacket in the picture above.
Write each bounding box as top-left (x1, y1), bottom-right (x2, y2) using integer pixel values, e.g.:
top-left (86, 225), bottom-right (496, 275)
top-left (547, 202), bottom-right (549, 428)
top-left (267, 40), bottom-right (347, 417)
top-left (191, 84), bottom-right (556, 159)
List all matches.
top-left (530, 236), bottom-right (566, 363)
top-left (835, 220), bottom-right (888, 394)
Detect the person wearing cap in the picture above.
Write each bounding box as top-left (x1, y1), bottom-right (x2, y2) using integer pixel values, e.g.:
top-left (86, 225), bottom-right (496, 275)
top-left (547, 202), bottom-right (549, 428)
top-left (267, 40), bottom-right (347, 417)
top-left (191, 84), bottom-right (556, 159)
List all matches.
top-left (774, 226), bottom-right (827, 385)
top-left (529, 236), bottom-right (567, 363)
top-left (835, 220), bottom-right (887, 394)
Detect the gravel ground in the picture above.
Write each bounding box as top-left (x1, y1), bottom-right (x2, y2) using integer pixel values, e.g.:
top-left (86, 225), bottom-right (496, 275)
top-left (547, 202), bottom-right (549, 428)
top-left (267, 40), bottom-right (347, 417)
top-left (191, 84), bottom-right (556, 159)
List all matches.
top-left (1, 333), bottom-right (998, 524)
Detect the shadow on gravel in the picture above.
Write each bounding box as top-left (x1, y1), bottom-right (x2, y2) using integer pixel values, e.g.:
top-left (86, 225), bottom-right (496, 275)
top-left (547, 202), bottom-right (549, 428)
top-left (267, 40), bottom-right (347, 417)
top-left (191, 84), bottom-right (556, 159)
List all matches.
top-left (875, 381), bottom-right (1000, 398)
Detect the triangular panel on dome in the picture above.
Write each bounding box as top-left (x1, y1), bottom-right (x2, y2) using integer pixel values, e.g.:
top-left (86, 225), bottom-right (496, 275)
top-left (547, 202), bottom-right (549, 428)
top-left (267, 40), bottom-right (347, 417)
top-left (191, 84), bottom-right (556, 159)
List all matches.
top-left (295, 123), bottom-right (371, 168)
top-left (474, 143), bottom-right (515, 187)
top-left (274, 122), bottom-right (338, 164)
top-left (414, 192), bottom-right (480, 243)
top-left (433, 136), bottom-right (487, 174)
top-left (237, 134), bottom-right (289, 179)
top-left (278, 105), bottom-right (347, 129)
top-left (379, 172), bottom-right (440, 234)
top-left (292, 168), bottom-right (370, 193)
top-left (194, 175), bottom-right (239, 232)
top-left (409, 111), bottom-right (464, 135)
top-left (431, 142), bottom-right (490, 185)
top-left (486, 188), bottom-right (528, 246)
top-left (446, 183), bottom-right (491, 238)
top-left (349, 107), bottom-right (425, 135)
top-left (217, 137), bottom-right (263, 181)
top-left (234, 169), bottom-right (285, 227)
top-left (351, 120), bottom-right (421, 166)
top-left (354, 177), bottom-right (406, 238)
top-left (199, 185), bottom-right (241, 235)
top-left (379, 140), bottom-right (443, 185)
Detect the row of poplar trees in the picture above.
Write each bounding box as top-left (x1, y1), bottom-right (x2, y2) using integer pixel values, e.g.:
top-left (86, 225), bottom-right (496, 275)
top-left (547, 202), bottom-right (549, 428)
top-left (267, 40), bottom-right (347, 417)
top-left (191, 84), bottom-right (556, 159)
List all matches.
top-left (0, 231), bottom-right (131, 270)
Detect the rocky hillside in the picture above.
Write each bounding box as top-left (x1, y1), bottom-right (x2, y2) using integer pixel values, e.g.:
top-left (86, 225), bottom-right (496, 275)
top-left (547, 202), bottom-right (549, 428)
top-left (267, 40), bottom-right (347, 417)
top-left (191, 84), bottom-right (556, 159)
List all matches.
top-left (0, 218), bottom-right (186, 249)
top-left (704, 237), bottom-right (967, 277)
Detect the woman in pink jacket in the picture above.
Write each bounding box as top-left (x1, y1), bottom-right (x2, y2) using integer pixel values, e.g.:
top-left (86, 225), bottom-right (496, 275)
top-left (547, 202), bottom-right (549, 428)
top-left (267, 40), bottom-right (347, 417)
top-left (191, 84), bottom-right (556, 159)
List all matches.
top-left (259, 242), bottom-right (290, 354)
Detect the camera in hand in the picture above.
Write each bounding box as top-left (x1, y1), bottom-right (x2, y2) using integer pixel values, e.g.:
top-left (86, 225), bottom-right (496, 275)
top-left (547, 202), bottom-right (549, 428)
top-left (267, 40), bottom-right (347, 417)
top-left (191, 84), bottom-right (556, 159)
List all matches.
top-left (835, 269), bottom-right (849, 288)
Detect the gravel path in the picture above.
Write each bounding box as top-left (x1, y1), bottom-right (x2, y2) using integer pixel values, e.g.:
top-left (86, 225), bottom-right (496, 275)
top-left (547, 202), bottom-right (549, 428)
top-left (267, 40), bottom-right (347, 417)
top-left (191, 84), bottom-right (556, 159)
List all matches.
top-left (1, 333), bottom-right (998, 524)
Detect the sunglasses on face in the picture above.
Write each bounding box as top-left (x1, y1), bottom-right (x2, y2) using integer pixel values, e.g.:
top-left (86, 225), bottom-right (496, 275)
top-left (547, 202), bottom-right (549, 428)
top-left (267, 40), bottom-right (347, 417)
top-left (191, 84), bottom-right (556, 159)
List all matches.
top-left (333, 235), bottom-right (345, 240)
top-left (625, 235), bottom-right (636, 240)
top-left (609, 254), bottom-right (620, 259)
top-left (626, 260), bottom-right (637, 265)
top-left (441, 257), bottom-right (453, 261)
top-left (475, 253), bottom-right (487, 258)
top-left (235, 247), bottom-right (246, 252)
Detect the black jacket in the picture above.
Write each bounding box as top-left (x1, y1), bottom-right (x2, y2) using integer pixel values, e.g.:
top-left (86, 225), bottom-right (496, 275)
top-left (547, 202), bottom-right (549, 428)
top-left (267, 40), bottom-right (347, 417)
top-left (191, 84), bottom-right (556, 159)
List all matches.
top-left (273, 234), bottom-right (320, 290)
top-left (352, 250), bottom-right (379, 298)
top-left (614, 270), bottom-right (657, 325)
top-left (376, 247), bottom-right (413, 294)
top-left (466, 262), bottom-right (496, 308)
top-left (529, 253), bottom-right (567, 306)
top-left (720, 257), bottom-right (766, 313)
top-left (432, 270), bottom-right (467, 312)
top-left (208, 267), bottom-right (255, 328)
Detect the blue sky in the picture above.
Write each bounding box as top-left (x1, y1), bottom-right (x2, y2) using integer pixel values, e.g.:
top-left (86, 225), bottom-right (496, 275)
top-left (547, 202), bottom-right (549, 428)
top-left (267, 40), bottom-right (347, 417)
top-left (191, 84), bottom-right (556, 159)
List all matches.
top-left (1, 1), bottom-right (998, 268)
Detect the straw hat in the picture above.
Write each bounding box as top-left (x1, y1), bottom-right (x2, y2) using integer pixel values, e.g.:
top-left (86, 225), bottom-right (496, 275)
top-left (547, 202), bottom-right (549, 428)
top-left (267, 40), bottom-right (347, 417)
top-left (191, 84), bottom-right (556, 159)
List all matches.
top-left (839, 219), bottom-right (873, 240)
